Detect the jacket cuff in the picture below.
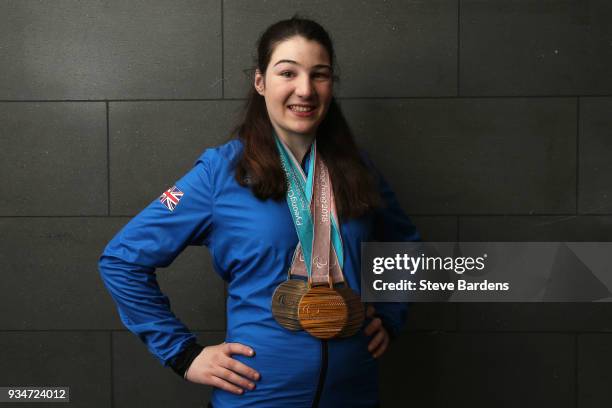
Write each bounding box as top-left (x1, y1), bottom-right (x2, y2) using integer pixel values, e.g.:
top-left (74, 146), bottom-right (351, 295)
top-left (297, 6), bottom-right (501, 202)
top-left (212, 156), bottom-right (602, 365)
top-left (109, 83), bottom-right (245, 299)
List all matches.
top-left (169, 342), bottom-right (205, 379)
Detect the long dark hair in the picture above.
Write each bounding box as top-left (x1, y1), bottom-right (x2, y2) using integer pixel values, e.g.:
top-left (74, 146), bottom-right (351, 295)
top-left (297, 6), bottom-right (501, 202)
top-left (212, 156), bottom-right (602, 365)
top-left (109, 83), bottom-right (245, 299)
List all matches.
top-left (230, 15), bottom-right (381, 220)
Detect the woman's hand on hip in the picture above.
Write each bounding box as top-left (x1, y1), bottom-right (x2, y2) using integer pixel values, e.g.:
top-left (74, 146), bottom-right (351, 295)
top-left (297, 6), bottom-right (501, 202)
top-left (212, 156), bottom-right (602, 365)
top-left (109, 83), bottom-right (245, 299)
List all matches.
top-left (364, 304), bottom-right (390, 359)
top-left (184, 342), bottom-right (260, 395)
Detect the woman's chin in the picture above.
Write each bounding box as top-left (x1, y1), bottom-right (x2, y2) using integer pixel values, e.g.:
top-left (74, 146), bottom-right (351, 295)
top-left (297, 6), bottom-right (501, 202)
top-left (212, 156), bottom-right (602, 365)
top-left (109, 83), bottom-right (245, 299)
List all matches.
top-left (289, 122), bottom-right (321, 135)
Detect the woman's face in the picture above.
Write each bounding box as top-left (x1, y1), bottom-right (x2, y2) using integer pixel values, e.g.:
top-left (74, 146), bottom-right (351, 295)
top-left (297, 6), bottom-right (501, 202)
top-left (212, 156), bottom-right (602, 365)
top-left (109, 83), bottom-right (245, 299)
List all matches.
top-left (255, 36), bottom-right (333, 141)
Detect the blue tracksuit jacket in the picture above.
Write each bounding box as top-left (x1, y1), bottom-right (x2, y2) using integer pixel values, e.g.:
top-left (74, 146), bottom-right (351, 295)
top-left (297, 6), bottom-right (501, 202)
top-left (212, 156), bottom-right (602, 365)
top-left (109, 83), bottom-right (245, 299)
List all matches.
top-left (98, 138), bottom-right (420, 407)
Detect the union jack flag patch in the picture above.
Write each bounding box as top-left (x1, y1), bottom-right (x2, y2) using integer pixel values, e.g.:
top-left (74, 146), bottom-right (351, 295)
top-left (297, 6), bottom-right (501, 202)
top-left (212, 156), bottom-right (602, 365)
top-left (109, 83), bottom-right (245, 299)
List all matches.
top-left (159, 185), bottom-right (184, 211)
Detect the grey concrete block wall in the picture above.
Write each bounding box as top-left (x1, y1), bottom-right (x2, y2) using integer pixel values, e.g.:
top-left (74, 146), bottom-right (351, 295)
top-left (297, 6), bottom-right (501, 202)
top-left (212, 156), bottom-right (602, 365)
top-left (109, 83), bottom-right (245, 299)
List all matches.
top-left (1, 1), bottom-right (611, 407)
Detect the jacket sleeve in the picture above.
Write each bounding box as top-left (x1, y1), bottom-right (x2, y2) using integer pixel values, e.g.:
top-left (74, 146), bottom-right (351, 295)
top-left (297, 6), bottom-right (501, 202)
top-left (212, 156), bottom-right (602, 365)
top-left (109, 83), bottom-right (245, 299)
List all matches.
top-left (98, 149), bottom-right (216, 368)
top-left (361, 151), bottom-right (421, 340)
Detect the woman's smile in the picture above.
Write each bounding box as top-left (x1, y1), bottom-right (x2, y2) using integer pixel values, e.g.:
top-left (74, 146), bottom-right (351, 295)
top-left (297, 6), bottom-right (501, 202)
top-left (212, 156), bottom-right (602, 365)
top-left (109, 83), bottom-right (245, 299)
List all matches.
top-left (287, 104), bottom-right (317, 117)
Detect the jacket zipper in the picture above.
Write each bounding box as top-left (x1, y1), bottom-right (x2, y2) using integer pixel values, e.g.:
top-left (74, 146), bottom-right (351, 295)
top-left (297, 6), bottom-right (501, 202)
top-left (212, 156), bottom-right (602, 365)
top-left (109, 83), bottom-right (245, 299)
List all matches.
top-left (311, 339), bottom-right (328, 408)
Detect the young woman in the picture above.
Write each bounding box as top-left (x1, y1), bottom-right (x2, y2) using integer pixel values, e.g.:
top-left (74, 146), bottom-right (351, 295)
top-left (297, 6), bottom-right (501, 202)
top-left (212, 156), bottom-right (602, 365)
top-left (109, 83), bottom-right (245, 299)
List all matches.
top-left (98, 16), bottom-right (420, 408)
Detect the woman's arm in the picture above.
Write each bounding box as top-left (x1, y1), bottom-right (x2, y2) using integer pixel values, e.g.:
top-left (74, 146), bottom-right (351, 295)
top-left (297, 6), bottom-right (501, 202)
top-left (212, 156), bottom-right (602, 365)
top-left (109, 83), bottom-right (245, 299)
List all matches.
top-left (362, 151), bottom-right (421, 341)
top-left (98, 149), bottom-right (216, 375)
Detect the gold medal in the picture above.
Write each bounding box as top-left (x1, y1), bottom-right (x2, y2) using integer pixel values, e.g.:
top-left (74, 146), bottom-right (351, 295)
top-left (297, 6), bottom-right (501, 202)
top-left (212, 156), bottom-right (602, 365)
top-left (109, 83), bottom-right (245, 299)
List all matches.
top-left (271, 278), bottom-right (308, 331)
top-left (298, 285), bottom-right (348, 339)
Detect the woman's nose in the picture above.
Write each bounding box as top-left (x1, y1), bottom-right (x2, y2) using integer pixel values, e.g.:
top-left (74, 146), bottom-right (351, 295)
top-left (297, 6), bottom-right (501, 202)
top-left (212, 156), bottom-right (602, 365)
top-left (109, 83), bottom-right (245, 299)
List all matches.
top-left (295, 75), bottom-right (314, 97)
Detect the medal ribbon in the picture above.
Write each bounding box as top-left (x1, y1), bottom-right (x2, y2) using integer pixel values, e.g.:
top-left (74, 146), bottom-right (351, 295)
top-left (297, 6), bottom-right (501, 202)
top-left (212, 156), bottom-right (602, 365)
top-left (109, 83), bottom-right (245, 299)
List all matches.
top-left (274, 132), bottom-right (344, 285)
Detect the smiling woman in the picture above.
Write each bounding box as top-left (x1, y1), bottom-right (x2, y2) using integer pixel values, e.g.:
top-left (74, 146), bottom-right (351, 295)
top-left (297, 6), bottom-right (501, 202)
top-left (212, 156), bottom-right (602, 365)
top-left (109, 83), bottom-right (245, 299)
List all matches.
top-left (98, 14), bottom-right (420, 408)
top-left (255, 37), bottom-right (333, 142)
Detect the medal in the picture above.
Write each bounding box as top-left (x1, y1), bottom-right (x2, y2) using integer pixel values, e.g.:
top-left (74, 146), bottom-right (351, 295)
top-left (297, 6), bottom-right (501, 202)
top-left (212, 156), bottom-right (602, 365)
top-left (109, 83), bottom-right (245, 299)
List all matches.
top-left (271, 277), bottom-right (308, 331)
top-left (271, 131), bottom-right (365, 339)
top-left (319, 167), bottom-right (364, 338)
top-left (335, 285), bottom-right (365, 337)
top-left (270, 137), bottom-right (314, 331)
top-left (298, 285), bottom-right (348, 339)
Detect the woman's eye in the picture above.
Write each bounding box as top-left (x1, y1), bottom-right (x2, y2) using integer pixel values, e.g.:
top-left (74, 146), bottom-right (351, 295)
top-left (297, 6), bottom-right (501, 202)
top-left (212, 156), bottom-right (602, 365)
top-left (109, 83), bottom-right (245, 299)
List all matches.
top-left (279, 71), bottom-right (330, 79)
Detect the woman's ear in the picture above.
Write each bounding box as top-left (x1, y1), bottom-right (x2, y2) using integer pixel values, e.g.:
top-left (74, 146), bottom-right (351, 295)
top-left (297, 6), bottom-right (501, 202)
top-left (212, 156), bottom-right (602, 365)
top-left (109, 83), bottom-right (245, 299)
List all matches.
top-left (254, 69), bottom-right (265, 96)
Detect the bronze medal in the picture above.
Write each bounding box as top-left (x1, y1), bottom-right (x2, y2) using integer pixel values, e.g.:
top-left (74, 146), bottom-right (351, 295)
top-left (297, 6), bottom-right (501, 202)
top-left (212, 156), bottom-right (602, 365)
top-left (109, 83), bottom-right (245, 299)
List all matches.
top-left (271, 278), bottom-right (308, 331)
top-left (335, 286), bottom-right (365, 338)
top-left (298, 285), bottom-right (348, 339)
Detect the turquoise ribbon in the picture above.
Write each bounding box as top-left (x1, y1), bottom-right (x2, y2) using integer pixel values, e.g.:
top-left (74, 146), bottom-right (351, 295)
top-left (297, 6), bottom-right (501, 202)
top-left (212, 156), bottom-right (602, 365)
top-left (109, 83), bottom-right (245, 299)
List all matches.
top-left (273, 130), bottom-right (344, 277)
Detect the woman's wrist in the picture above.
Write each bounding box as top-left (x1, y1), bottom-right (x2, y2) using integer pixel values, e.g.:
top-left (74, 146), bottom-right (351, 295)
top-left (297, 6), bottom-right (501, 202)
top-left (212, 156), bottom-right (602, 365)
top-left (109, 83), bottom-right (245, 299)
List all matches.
top-left (373, 313), bottom-right (397, 341)
top-left (169, 342), bottom-right (205, 379)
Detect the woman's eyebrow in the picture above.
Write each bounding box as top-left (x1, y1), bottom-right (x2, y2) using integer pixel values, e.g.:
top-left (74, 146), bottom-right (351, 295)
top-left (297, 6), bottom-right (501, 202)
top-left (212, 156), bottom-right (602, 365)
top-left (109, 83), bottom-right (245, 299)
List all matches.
top-left (273, 59), bottom-right (331, 70)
